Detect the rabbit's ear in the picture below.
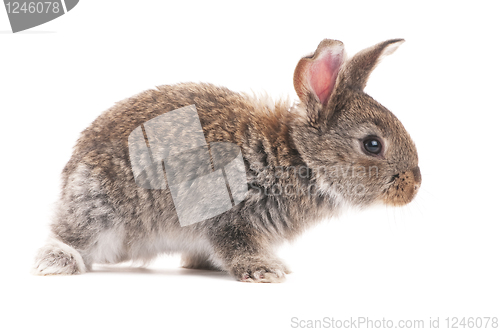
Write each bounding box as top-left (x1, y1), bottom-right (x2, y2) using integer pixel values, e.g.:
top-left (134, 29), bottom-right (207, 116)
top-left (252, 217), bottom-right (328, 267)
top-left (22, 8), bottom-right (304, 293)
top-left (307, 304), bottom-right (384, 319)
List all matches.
top-left (340, 39), bottom-right (404, 91)
top-left (293, 39), bottom-right (345, 108)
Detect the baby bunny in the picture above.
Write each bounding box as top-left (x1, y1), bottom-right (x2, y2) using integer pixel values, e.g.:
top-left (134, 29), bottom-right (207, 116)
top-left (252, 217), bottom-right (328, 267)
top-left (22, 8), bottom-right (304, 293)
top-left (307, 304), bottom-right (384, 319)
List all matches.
top-left (34, 38), bottom-right (421, 282)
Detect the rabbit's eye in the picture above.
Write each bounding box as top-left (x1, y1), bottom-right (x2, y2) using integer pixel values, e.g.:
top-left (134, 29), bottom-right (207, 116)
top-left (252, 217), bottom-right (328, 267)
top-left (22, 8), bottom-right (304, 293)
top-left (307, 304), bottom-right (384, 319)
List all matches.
top-left (363, 138), bottom-right (383, 155)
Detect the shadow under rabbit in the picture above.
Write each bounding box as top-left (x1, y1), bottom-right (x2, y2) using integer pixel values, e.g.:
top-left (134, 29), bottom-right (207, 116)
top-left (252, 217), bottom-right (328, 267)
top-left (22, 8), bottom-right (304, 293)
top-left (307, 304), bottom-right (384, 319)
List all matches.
top-left (90, 265), bottom-right (233, 281)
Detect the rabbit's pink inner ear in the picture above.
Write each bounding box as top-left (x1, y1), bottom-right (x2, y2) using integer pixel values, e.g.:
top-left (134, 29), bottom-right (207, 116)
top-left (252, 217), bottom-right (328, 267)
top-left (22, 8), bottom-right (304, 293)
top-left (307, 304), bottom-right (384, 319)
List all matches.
top-left (293, 40), bottom-right (345, 107)
top-left (309, 52), bottom-right (343, 105)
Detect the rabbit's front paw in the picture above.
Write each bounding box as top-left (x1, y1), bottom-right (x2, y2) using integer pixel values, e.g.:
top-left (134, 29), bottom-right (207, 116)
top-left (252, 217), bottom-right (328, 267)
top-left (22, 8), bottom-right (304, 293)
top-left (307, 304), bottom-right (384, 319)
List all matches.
top-left (231, 259), bottom-right (288, 283)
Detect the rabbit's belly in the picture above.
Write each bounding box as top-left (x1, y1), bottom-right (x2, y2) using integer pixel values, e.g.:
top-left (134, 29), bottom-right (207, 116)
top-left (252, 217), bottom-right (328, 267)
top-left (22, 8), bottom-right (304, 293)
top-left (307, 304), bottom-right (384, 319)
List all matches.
top-left (125, 231), bottom-right (213, 262)
top-left (88, 226), bottom-right (127, 264)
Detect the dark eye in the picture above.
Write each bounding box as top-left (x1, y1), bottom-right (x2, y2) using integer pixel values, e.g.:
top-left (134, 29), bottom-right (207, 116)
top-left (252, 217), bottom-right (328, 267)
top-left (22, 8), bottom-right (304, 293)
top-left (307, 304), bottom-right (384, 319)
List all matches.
top-left (363, 138), bottom-right (383, 155)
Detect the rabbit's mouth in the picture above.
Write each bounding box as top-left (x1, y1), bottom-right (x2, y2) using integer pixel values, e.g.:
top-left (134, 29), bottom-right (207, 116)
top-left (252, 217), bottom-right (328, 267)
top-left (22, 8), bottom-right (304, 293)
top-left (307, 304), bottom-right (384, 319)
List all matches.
top-left (382, 166), bottom-right (421, 206)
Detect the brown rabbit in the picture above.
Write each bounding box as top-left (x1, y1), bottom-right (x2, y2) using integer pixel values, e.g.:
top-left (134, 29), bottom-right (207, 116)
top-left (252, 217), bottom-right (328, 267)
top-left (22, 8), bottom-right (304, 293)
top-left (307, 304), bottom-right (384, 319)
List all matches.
top-left (33, 38), bottom-right (420, 282)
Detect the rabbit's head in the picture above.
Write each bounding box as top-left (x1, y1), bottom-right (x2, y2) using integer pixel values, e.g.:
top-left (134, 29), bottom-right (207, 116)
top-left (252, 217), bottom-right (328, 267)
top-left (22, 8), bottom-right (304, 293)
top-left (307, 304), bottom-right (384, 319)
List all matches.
top-left (291, 39), bottom-right (420, 207)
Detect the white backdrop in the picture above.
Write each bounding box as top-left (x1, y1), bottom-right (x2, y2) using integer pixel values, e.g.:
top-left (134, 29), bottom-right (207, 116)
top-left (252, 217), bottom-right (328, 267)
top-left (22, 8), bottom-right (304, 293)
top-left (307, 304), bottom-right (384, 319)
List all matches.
top-left (1, 1), bottom-right (499, 331)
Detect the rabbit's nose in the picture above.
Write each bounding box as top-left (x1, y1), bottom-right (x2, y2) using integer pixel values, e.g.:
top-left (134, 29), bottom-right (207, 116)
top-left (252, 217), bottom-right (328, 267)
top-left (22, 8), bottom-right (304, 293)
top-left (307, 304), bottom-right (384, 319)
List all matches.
top-left (412, 166), bottom-right (421, 191)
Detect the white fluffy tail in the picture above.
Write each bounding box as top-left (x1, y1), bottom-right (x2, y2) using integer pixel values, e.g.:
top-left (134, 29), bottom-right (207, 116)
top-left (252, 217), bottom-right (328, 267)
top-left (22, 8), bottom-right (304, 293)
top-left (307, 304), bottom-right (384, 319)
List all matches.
top-left (33, 237), bottom-right (86, 275)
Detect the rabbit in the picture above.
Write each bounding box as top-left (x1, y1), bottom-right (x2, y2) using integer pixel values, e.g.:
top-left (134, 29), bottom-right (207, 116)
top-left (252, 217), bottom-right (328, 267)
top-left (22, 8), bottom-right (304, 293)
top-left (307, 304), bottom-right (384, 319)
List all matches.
top-left (33, 38), bottom-right (421, 282)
